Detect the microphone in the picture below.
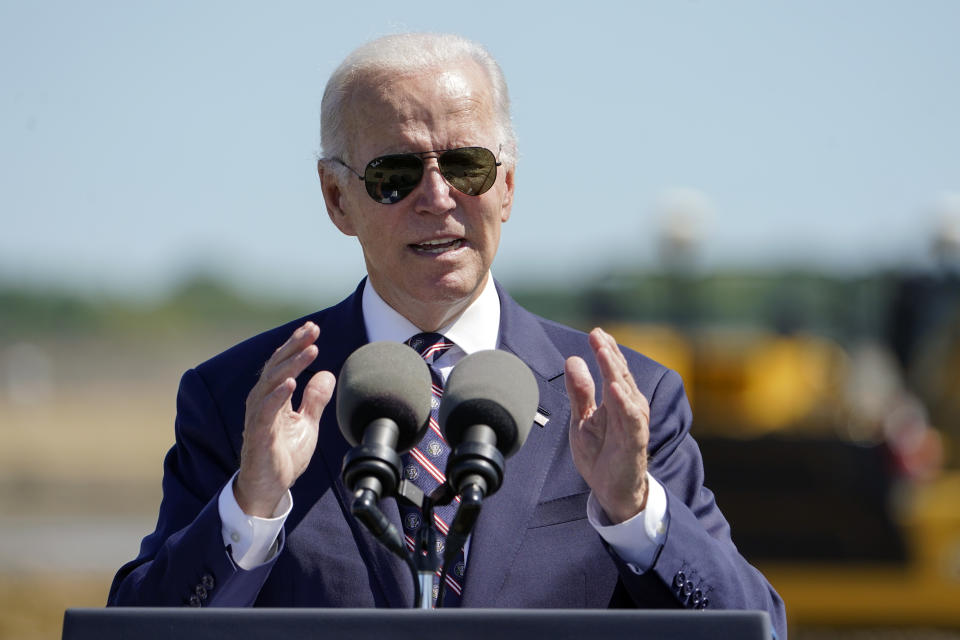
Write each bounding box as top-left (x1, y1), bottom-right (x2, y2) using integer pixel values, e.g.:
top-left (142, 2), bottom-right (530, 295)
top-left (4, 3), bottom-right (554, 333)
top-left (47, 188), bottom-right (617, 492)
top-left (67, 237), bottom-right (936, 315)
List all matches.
top-left (337, 341), bottom-right (432, 560)
top-left (438, 349), bottom-right (539, 498)
top-left (336, 341), bottom-right (432, 500)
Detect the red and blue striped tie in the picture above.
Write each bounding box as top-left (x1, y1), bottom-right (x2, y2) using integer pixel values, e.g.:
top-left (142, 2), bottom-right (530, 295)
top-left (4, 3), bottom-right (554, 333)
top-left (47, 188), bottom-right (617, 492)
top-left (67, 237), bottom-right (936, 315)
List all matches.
top-left (401, 332), bottom-right (465, 606)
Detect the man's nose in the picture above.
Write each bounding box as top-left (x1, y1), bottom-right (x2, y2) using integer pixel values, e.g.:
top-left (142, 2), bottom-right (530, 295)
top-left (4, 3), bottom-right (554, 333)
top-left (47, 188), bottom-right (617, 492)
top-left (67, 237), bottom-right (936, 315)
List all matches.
top-left (413, 161), bottom-right (457, 214)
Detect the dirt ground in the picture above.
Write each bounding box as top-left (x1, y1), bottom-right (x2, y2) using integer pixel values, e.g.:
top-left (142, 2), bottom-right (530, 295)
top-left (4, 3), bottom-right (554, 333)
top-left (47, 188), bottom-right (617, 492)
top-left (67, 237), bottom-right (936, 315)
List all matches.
top-left (0, 573), bottom-right (112, 640)
top-left (0, 338), bottom-right (193, 640)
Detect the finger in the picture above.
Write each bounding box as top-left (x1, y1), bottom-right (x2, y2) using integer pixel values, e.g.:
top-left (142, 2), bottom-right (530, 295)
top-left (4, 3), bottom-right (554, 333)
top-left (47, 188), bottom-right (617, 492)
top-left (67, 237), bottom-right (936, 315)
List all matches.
top-left (594, 370), bottom-right (651, 459)
top-left (299, 370), bottom-right (336, 424)
top-left (564, 356), bottom-right (597, 423)
top-left (248, 322), bottom-right (318, 401)
top-left (258, 343), bottom-right (319, 398)
top-left (264, 322), bottom-right (321, 375)
top-left (595, 342), bottom-right (634, 389)
top-left (588, 327), bottom-right (619, 356)
top-left (591, 329), bottom-right (638, 394)
top-left (254, 377), bottom-right (297, 427)
top-left (605, 376), bottom-right (651, 431)
top-left (591, 328), bottom-right (629, 372)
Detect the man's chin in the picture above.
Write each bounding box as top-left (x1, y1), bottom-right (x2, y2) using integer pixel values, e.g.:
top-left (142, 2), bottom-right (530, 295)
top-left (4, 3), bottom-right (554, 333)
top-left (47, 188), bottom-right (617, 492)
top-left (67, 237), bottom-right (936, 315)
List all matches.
top-left (427, 269), bottom-right (487, 303)
top-left (396, 271), bottom-right (487, 323)
top-left (370, 263), bottom-right (487, 313)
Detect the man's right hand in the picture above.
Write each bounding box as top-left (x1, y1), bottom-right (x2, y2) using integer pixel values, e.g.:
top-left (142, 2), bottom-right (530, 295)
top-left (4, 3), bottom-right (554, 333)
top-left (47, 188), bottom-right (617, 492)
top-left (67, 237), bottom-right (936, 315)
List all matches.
top-left (235, 321), bottom-right (336, 517)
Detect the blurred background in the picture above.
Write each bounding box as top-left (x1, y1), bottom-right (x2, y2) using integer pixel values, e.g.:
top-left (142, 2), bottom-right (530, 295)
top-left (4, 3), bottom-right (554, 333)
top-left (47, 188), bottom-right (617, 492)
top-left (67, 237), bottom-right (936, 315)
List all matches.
top-left (2, 1), bottom-right (959, 638)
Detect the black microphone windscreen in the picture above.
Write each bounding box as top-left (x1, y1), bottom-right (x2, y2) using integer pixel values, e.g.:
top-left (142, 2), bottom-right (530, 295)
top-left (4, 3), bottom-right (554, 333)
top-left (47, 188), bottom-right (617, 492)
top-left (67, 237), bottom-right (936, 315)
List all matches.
top-left (336, 341), bottom-right (432, 452)
top-left (439, 350), bottom-right (538, 457)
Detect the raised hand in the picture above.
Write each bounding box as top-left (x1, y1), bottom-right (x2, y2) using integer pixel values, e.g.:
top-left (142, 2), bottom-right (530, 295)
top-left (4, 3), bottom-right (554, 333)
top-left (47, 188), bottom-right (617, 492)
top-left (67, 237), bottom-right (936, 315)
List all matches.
top-left (565, 328), bottom-right (651, 524)
top-left (235, 321), bottom-right (336, 517)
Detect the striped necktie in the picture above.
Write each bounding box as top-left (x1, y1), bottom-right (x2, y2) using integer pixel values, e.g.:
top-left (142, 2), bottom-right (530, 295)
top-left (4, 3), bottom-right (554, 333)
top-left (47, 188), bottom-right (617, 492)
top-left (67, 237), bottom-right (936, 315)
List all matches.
top-left (400, 332), bottom-right (466, 606)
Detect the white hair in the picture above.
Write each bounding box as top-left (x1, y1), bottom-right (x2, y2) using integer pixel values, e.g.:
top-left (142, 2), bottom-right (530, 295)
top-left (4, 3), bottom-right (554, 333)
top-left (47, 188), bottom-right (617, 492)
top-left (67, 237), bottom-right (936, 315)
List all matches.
top-left (320, 33), bottom-right (517, 175)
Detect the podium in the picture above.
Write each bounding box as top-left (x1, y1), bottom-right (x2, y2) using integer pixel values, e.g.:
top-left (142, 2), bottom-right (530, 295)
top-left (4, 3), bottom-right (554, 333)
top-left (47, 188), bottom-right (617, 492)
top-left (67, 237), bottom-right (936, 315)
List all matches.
top-left (63, 608), bottom-right (771, 640)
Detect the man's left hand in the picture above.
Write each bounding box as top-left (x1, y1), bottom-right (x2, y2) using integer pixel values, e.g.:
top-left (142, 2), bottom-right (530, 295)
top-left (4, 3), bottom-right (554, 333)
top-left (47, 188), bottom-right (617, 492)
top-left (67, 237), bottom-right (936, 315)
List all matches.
top-left (565, 328), bottom-right (650, 524)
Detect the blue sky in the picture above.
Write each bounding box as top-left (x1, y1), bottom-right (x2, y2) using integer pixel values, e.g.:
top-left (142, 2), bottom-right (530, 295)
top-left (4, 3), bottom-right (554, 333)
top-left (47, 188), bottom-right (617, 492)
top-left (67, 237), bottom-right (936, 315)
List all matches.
top-left (2, 1), bottom-right (958, 301)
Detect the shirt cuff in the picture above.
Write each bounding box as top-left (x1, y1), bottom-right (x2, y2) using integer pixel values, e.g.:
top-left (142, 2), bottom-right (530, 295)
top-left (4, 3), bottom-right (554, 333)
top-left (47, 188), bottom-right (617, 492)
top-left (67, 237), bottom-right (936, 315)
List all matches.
top-left (586, 472), bottom-right (669, 574)
top-left (218, 471), bottom-right (291, 570)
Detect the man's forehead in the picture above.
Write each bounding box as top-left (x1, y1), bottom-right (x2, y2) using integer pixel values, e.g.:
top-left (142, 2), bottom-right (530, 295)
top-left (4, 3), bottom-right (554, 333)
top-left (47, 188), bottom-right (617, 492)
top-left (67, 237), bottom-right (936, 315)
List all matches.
top-left (344, 62), bottom-right (496, 154)
top-left (353, 62), bottom-right (489, 110)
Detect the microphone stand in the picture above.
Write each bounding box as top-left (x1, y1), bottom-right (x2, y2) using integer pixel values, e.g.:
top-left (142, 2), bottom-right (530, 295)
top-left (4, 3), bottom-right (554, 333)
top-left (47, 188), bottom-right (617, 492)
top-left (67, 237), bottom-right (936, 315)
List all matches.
top-left (349, 485), bottom-right (423, 608)
top-left (346, 455), bottom-right (465, 609)
top-left (435, 483), bottom-right (483, 608)
top-left (342, 417), bottom-right (426, 607)
top-left (394, 479), bottom-right (474, 609)
top-left (345, 428), bottom-right (501, 609)
top-left (395, 480), bottom-right (443, 609)
top-left (433, 425), bottom-right (504, 607)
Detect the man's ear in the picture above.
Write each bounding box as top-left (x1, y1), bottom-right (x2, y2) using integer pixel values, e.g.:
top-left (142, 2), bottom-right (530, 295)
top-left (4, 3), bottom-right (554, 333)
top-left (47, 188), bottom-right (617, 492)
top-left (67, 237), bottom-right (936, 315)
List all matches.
top-left (318, 159), bottom-right (356, 236)
top-left (499, 165), bottom-right (515, 224)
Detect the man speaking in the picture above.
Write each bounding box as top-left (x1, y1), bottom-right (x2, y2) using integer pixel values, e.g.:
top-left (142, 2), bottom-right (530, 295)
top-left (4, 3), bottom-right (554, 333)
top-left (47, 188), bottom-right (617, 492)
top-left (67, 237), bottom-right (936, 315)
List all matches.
top-left (108, 32), bottom-right (786, 638)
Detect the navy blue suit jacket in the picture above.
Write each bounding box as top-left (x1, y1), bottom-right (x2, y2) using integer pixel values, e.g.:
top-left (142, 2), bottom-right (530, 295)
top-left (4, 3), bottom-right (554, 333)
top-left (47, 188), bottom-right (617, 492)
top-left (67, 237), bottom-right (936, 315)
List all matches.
top-left (108, 280), bottom-right (786, 637)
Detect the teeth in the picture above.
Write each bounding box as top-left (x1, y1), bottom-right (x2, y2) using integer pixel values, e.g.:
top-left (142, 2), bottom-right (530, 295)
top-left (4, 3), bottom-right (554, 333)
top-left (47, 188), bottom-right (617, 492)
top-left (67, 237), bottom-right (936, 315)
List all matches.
top-left (414, 238), bottom-right (461, 254)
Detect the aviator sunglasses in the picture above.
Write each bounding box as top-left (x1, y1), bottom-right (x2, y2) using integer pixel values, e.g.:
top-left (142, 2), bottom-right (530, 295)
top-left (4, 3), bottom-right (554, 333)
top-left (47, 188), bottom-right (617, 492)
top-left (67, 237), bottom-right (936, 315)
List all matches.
top-left (333, 146), bottom-right (502, 205)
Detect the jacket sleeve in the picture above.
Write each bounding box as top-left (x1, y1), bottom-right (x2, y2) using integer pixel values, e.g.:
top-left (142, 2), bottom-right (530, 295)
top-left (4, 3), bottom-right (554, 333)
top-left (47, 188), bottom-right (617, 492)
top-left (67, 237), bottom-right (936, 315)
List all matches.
top-left (612, 368), bottom-right (788, 639)
top-left (107, 368), bottom-right (278, 607)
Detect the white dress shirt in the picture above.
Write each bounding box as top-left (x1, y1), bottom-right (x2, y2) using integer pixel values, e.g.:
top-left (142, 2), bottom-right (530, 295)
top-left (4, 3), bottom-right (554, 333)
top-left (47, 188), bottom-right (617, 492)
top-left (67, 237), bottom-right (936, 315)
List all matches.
top-left (219, 276), bottom-right (668, 575)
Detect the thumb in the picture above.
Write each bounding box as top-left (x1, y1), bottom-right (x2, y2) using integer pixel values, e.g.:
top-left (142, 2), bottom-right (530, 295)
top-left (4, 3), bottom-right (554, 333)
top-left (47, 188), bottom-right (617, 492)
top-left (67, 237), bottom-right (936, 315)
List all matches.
top-left (564, 356), bottom-right (596, 423)
top-left (299, 370), bottom-right (336, 424)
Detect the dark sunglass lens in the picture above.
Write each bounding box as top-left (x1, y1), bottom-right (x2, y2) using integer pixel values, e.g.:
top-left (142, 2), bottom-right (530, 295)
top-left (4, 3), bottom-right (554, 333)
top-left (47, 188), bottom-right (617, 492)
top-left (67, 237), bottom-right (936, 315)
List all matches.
top-left (440, 147), bottom-right (497, 196)
top-left (364, 154), bottom-right (423, 204)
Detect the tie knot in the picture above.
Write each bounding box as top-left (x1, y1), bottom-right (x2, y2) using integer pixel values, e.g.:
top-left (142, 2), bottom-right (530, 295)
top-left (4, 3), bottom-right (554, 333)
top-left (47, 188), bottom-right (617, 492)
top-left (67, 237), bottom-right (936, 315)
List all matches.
top-left (406, 332), bottom-right (453, 362)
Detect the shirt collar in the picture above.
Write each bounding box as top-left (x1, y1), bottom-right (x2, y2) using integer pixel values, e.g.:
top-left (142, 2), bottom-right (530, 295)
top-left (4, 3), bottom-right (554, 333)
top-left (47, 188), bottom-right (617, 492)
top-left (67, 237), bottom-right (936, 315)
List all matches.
top-left (361, 276), bottom-right (500, 356)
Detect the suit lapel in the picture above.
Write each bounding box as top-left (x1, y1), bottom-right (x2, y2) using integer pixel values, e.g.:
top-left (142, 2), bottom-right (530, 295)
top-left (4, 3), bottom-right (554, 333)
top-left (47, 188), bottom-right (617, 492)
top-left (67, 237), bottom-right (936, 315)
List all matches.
top-left (459, 284), bottom-right (572, 606)
top-left (305, 280), bottom-right (414, 607)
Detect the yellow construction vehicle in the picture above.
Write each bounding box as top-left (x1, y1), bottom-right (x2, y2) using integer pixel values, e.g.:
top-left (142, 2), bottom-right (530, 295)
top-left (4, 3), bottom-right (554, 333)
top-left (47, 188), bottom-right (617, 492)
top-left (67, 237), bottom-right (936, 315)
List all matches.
top-left (608, 321), bottom-right (960, 632)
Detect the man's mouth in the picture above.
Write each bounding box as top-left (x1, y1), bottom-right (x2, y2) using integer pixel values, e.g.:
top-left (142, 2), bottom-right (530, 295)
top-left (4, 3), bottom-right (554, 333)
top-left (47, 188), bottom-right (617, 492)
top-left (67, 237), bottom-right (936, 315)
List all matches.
top-left (410, 238), bottom-right (464, 254)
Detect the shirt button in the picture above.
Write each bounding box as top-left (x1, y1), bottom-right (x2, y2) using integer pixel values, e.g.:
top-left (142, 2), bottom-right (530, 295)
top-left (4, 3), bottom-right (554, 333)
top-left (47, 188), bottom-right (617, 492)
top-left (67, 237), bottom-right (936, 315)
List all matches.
top-left (188, 593), bottom-right (202, 607)
top-left (201, 574), bottom-right (215, 590)
top-left (230, 532), bottom-right (241, 543)
top-left (683, 581), bottom-right (694, 597)
top-left (195, 585), bottom-right (207, 600)
top-left (673, 571), bottom-right (686, 589)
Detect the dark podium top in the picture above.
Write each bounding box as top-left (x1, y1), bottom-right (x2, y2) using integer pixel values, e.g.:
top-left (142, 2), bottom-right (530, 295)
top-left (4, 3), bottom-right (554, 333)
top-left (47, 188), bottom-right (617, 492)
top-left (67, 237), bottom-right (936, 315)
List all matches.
top-left (63, 608), bottom-right (772, 640)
